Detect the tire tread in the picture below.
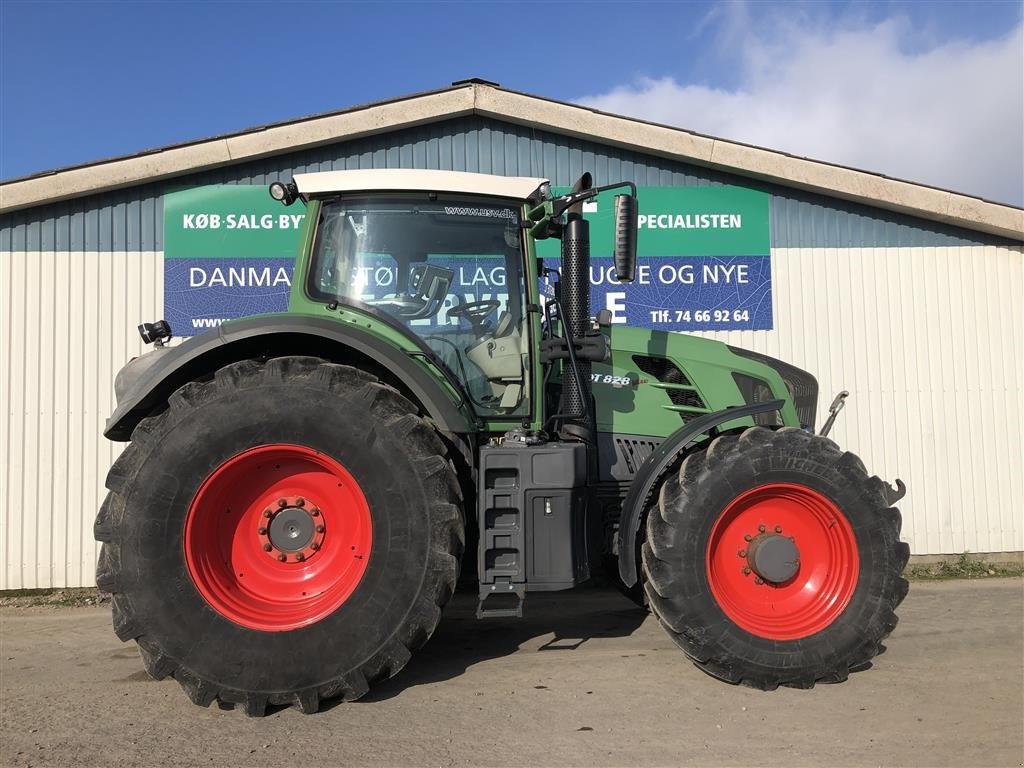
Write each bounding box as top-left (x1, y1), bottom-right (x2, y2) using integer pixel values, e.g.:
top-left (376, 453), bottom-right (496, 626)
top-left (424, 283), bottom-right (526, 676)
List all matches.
top-left (95, 357), bottom-right (463, 715)
top-left (642, 425), bottom-right (909, 690)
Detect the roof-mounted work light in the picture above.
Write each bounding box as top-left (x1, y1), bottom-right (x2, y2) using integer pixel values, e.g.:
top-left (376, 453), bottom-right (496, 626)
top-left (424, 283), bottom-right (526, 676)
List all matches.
top-left (268, 181), bottom-right (298, 206)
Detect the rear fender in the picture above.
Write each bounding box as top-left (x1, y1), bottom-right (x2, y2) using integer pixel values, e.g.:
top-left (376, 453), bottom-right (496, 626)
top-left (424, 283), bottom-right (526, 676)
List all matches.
top-left (616, 400), bottom-right (785, 587)
top-left (104, 314), bottom-right (475, 440)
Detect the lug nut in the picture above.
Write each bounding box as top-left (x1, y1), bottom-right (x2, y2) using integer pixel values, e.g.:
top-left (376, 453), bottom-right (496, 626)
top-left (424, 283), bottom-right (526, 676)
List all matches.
top-left (774, 525), bottom-right (783, 533)
top-left (754, 577), bottom-right (765, 585)
top-left (278, 499), bottom-right (288, 507)
top-left (742, 566), bottom-right (751, 575)
top-left (295, 553), bottom-right (305, 562)
top-left (258, 526), bottom-right (267, 535)
top-left (743, 534), bottom-right (752, 542)
top-left (295, 497), bottom-right (305, 507)
top-left (758, 524), bottom-right (766, 533)
top-left (738, 549), bottom-right (747, 557)
top-left (263, 543), bottom-right (272, 552)
top-left (277, 553), bottom-right (287, 562)
top-left (311, 508), bottom-right (320, 517)
top-left (310, 543), bottom-right (320, 551)
top-left (263, 509), bottom-right (272, 518)
top-left (315, 524), bottom-right (325, 533)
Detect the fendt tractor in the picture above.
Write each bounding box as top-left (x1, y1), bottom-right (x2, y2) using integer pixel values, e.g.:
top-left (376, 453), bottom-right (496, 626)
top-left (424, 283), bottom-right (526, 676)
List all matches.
top-left (97, 169), bottom-right (909, 715)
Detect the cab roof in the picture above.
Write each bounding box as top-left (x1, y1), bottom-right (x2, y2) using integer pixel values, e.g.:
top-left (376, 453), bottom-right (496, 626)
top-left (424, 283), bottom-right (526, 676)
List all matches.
top-left (293, 168), bottom-right (548, 201)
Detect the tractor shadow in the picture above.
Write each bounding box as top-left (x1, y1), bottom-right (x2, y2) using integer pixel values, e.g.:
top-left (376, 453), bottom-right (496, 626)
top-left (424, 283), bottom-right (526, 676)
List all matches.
top-left (352, 584), bottom-right (648, 705)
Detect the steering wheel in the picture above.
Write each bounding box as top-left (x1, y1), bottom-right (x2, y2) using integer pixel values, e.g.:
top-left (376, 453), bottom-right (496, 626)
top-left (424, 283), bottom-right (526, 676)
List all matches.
top-left (447, 299), bottom-right (501, 336)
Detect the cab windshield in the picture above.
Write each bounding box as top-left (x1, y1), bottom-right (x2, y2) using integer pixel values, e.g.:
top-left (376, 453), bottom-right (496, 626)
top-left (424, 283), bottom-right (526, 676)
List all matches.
top-left (308, 195), bottom-right (530, 417)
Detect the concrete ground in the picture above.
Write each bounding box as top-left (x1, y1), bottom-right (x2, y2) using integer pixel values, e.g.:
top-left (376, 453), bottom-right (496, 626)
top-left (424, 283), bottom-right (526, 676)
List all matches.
top-left (1, 579), bottom-right (1021, 768)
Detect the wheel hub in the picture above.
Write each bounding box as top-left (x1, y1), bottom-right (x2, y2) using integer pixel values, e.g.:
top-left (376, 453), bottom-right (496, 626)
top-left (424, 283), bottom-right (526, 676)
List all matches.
top-left (258, 496), bottom-right (326, 563)
top-left (269, 507), bottom-right (315, 552)
top-left (746, 533), bottom-right (800, 584)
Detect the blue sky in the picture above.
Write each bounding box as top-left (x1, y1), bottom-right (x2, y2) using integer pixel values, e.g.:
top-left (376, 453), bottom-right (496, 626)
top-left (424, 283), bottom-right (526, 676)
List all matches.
top-left (1, 1), bottom-right (1021, 203)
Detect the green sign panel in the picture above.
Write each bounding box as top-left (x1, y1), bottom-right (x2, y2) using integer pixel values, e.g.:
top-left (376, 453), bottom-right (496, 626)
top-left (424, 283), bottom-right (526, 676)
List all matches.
top-left (537, 186), bottom-right (770, 258)
top-left (164, 185), bottom-right (306, 259)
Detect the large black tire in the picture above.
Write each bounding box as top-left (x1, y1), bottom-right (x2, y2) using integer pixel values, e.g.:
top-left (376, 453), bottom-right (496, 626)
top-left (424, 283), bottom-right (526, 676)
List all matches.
top-left (94, 356), bottom-right (464, 715)
top-left (643, 426), bottom-right (909, 689)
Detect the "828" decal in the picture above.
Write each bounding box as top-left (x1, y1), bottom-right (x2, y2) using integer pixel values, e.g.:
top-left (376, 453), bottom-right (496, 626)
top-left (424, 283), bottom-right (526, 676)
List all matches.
top-left (590, 373), bottom-right (634, 387)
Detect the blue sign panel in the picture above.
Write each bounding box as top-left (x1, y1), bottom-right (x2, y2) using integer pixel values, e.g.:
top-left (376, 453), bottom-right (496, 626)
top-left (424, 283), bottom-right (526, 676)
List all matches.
top-left (543, 254), bottom-right (772, 331)
top-left (163, 258), bottom-right (294, 333)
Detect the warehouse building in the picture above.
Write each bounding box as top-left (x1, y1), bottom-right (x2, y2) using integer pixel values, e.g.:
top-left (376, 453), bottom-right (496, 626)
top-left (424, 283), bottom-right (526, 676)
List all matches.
top-left (2, 80), bottom-right (1022, 590)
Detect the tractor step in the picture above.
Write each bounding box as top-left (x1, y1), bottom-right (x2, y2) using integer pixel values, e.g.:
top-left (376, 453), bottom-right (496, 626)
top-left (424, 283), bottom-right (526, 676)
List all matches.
top-left (476, 581), bottom-right (526, 618)
top-left (476, 438), bottom-right (589, 619)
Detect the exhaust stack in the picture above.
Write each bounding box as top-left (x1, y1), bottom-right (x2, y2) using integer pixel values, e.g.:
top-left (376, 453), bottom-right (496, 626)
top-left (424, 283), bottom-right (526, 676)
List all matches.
top-left (560, 173), bottom-right (594, 438)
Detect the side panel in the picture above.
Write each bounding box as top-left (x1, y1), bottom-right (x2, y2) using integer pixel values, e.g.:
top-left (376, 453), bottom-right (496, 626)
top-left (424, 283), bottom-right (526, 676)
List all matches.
top-left (594, 432), bottom-right (664, 563)
top-left (592, 326), bottom-right (801, 438)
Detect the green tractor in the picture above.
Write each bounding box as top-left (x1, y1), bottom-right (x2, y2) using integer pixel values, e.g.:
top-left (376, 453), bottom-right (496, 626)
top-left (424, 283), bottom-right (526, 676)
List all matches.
top-left (97, 169), bottom-right (908, 715)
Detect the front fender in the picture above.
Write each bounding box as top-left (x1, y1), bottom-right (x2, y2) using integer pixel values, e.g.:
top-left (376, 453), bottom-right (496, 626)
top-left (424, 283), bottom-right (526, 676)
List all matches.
top-left (104, 314), bottom-right (475, 440)
top-left (616, 399), bottom-right (786, 587)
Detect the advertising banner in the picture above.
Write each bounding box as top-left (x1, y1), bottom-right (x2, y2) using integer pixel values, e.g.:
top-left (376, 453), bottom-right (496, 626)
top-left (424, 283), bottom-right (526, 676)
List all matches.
top-left (537, 186), bottom-right (772, 330)
top-left (163, 185), bottom-right (306, 334)
top-left (163, 184), bottom-right (771, 336)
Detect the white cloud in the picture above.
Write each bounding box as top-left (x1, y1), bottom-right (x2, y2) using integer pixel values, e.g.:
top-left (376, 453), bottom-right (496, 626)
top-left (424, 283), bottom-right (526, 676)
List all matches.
top-left (579, 12), bottom-right (1024, 206)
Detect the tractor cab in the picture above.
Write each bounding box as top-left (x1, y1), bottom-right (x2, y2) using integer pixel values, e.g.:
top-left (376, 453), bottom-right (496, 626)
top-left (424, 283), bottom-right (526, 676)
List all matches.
top-left (305, 192), bottom-right (531, 414)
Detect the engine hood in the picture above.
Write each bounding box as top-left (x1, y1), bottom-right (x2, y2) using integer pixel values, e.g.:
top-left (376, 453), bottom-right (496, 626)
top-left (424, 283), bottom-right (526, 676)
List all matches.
top-left (591, 326), bottom-right (811, 438)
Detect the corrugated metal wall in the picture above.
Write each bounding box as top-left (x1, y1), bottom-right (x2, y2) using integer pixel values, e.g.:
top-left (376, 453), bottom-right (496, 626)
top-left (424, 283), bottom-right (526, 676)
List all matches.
top-left (1, 251), bottom-right (162, 588)
top-left (2, 115), bottom-right (1022, 589)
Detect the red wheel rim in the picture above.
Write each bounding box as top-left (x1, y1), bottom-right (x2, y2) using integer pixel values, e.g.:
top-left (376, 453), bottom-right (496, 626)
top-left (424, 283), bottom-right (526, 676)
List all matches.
top-left (706, 483), bottom-right (859, 640)
top-left (184, 444), bottom-right (372, 631)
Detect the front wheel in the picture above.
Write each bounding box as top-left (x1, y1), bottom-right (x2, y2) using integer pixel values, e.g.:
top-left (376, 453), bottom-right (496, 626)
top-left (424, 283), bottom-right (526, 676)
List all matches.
top-left (94, 357), bottom-right (464, 714)
top-left (643, 426), bottom-right (909, 689)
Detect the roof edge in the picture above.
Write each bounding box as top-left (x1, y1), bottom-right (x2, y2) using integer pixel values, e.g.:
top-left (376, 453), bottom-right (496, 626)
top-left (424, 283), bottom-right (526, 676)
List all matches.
top-left (473, 86), bottom-right (1023, 242)
top-left (0, 86), bottom-right (476, 214)
top-left (1, 82), bottom-right (1021, 241)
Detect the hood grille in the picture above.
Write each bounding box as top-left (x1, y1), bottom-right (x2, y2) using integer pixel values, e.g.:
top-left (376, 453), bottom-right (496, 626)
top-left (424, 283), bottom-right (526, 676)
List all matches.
top-left (632, 355), bottom-right (708, 423)
top-left (728, 347), bottom-right (819, 429)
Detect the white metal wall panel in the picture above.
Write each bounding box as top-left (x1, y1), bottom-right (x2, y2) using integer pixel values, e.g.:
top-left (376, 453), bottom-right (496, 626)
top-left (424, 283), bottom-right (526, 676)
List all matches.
top-left (1, 244), bottom-right (1021, 589)
top-left (697, 244), bottom-right (1023, 555)
top-left (2, 251), bottom-right (161, 589)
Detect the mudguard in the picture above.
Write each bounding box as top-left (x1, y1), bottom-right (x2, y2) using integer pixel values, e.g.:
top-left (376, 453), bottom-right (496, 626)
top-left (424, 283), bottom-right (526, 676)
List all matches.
top-left (615, 399), bottom-right (786, 587)
top-left (104, 314), bottom-right (475, 440)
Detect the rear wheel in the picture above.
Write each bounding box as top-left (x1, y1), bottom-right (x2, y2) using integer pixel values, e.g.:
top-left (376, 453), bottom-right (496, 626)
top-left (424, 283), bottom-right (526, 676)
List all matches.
top-left (94, 356), bottom-right (464, 715)
top-left (643, 426), bottom-right (908, 689)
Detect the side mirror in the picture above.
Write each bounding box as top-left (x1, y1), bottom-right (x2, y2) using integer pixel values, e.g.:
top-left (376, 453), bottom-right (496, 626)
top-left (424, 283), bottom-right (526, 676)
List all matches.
top-left (613, 194), bottom-right (638, 282)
